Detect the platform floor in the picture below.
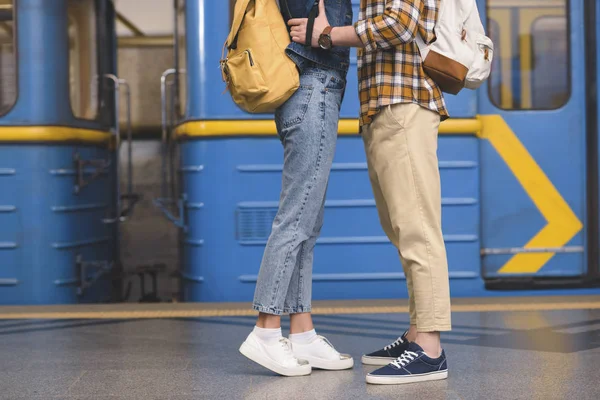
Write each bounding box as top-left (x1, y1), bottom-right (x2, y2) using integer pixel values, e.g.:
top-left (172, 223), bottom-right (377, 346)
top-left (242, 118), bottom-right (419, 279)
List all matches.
top-left (1, 296), bottom-right (600, 399)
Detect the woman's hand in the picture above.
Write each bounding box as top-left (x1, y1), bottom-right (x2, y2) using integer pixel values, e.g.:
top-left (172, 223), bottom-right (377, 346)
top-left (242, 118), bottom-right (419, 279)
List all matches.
top-left (288, 0), bottom-right (329, 47)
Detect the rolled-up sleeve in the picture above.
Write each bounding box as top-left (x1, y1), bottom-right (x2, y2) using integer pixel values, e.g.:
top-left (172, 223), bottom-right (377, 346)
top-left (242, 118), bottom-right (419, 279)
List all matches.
top-left (354, 0), bottom-right (423, 52)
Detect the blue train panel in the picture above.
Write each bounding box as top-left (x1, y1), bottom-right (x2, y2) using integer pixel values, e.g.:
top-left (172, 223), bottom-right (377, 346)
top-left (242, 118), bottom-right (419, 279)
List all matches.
top-left (0, 145), bottom-right (115, 305)
top-left (179, 134), bottom-right (482, 302)
top-left (0, 0), bottom-right (119, 305)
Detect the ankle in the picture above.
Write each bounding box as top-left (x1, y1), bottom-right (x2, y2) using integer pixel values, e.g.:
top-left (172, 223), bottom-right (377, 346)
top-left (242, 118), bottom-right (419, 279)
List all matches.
top-left (406, 325), bottom-right (418, 342)
top-left (289, 312), bottom-right (314, 334)
top-left (256, 312), bottom-right (281, 329)
top-left (415, 331), bottom-right (442, 358)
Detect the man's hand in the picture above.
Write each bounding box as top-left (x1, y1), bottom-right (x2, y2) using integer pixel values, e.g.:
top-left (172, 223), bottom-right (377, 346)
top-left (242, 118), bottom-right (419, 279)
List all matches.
top-left (288, 0), bottom-right (329, 48)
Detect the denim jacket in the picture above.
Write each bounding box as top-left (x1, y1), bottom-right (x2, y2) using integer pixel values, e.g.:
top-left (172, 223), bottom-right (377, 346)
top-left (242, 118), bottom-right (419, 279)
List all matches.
top-left (280, 0), bottom-right (353, 73)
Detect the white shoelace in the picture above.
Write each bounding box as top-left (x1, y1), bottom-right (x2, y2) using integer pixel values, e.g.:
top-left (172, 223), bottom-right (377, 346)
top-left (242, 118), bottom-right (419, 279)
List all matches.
top-left (279, 337), bottom-right (305, 366)
top-left (383, 336), bottom-right (405, 351)
top-left (390, 350), bottom-right (419, 369)
top-left (279, 337), bottom-right (295, 356)
top-left (317, 335), bottom-right (340, 355)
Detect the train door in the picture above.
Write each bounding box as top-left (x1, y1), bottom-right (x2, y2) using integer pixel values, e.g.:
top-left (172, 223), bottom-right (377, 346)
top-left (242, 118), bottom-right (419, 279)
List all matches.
top-left (478, 0), bottom-right (596, 287)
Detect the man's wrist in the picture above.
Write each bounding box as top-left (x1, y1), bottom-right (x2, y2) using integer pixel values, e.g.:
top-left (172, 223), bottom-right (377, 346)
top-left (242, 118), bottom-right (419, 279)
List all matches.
top-left (329, 25), bottom-right (365, 48)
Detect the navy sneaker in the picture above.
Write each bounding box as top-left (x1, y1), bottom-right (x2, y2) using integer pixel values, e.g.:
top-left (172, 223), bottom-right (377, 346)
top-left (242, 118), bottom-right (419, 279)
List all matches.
top-left (366, 342), bottom-right (448, 385)
top-left (361, 331), bottom-right (410, 366)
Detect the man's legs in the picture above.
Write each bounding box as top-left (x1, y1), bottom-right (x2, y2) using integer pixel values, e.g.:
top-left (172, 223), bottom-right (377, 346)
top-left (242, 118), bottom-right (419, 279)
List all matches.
top-left (366, 155), bottom-right (419, 330)
top-left (360, 147), bottom-right (420, 366)
top-left (361, 103), bottom-right (451, 383)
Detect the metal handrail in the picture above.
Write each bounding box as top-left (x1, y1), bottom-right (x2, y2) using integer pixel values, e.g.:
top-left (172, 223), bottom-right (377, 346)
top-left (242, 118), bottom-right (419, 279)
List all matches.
top-left (119, 78), bottom-right (133, 198)
top-left (102, 74), bottom-right (122, 225)
top-left (161, 68), bottom-right (177, 200)
top-left (155, 68), bottom-right (188, 229)
top-left (101, 75), bottom-right (141, 223)
top-left (117, 78), bottom-right (141, 219)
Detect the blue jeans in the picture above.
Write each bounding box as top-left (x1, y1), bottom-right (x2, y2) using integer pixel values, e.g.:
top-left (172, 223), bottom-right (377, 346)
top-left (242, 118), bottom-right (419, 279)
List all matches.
top-left (252, 63), bottom-right (346, 315)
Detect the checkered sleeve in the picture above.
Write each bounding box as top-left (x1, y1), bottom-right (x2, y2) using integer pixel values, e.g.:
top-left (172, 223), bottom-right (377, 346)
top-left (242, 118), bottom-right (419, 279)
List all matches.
top-left (354, 0), bottom-right (424, 52)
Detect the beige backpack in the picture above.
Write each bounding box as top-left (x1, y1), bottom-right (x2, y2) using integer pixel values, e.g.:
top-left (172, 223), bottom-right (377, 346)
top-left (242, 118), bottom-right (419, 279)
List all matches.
top-left (415, 0), bottom-right (494, 94)
top-left (221, 0), bottom-right (299, 113)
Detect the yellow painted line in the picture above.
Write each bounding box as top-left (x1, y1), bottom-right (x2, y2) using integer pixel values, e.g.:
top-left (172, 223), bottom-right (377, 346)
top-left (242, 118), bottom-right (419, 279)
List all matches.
top-left (1, 301), bottom-right (599, 320)
top-left (0, 126), bottom-right (112, 144)
top-left (173, 118), bottom-right (482, 138)
top-left (479, 115), bottom-right (583, 274)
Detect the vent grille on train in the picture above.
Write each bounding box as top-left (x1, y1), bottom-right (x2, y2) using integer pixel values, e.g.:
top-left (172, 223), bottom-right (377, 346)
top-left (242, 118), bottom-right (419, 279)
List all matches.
top-left (236, 207), bottom-right (278, 241)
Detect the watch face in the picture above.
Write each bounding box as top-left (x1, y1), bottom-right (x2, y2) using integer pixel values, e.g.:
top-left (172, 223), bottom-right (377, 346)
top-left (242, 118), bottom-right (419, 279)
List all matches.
top-left (319, 35), bottom-right (332, 49)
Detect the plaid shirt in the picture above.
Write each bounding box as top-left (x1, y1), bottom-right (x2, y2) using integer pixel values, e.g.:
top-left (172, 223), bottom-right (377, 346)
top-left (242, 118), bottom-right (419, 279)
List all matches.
top-left (354, 0), bottom-right (449, 126)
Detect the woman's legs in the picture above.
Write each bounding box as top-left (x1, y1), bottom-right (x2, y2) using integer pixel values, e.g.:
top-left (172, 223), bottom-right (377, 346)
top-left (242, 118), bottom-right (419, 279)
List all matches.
top-left (251, 66), bottom-right (344, 318)
top-left (240, 66), bottom-right (349, 375)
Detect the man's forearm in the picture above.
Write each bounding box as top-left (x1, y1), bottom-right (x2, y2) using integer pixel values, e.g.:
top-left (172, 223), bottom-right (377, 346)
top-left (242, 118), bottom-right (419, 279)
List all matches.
top-left (331, 26), bottom-right (364, 48)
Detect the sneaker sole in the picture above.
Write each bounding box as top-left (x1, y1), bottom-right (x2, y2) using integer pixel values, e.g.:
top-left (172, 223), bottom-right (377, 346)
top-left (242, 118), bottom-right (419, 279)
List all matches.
top-left (366, 370), bottom-right (448, 385)
top-left (361, 355), bottom-right (396, 366)
top-left (239, 341), bottom-right (312, 377)
top-left (301, 355), bottom-right (354, 370)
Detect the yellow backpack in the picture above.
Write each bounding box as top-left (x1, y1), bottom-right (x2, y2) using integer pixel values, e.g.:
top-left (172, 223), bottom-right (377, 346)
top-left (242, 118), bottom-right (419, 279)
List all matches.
top-left (221, 0), bottom-right (300, 114)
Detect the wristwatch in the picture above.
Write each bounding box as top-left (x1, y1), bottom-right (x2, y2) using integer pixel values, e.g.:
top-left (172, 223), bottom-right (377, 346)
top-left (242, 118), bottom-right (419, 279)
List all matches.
top-left (318, 26), bottom-right (333, 50)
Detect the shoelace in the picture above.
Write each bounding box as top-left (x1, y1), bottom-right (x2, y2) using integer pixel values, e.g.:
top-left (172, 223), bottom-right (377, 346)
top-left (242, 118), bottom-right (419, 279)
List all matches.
top-left (317, 335), bottom-right (340, 355)
top-left (390, 350), bottom-right (419, 369)
top-left (279, 337), bottom-right (294, 355)
top-left (279, 337), bottom-right (304, 365)
top-left (383, 336), bottom-right (405, 351)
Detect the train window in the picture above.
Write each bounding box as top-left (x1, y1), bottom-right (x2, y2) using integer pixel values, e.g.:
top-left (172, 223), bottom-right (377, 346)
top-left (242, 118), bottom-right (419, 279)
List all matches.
top-left (531, 17), bottom-right (569, 109)
top-left (177, 0), bottom-right (186, 117)
top-left (487, 0), bottom-right (570, 110)
top-left (68, 0), bottom-right (99, 120)
top-left (487, 19), bottom-right (502, 108)
top-left (0, 0), bottom-right (16, 115)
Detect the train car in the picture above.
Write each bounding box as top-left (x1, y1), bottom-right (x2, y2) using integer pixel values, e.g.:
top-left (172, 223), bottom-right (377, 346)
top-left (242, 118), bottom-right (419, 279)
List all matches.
top-left (163, 0), bottom-right (600, 302)
top-left (0, 0), bottom-right (127, 305)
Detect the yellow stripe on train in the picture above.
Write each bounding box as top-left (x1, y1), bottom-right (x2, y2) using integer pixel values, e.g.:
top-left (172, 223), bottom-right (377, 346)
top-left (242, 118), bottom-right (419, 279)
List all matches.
top-left (173, 118), bottom-right (482, 138)
top-left (0, 126), bottom-right (112, 144)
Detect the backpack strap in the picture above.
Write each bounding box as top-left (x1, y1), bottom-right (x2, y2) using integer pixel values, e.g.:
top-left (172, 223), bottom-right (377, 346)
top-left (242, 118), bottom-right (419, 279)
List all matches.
top-left (305, 0), bottom-right (319, 48)
top-left (227, 0), bottom-right (253, 50)
top-left (280, 0), bottom-right (293, 21)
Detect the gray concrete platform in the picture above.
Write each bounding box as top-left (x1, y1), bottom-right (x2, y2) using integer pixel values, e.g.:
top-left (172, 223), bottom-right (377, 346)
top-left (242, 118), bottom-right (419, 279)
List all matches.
top-left (1, 307), bottom-right (600, 399)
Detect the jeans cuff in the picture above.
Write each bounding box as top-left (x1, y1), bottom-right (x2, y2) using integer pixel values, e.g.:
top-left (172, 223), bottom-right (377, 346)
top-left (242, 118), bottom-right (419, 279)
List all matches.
top-left (283, 305), bottom-right (312, 314)
top-left (252, 304), bottom-right (284, 316)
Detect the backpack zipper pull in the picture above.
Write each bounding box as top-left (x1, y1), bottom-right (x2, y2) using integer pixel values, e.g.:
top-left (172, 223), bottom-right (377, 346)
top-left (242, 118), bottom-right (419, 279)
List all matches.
top-left (246, 50), bottom-right (254, 66)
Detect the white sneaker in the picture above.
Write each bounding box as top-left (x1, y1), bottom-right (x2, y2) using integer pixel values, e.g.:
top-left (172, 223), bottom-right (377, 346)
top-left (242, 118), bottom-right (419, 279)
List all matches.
top-left (239, 331), bottom-right (311, 377)
top-left (291, 335), bottom-right (354, 370)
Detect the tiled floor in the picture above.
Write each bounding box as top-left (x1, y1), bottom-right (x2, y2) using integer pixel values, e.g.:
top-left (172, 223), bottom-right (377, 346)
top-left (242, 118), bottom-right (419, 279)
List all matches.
top-left (1, 304), bottom-right (600, 399)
